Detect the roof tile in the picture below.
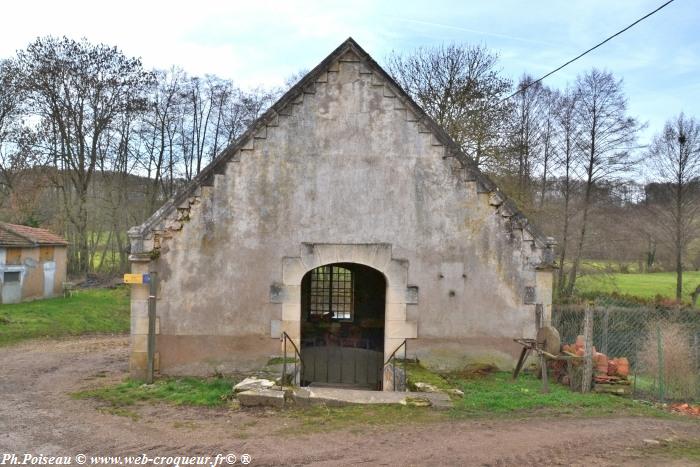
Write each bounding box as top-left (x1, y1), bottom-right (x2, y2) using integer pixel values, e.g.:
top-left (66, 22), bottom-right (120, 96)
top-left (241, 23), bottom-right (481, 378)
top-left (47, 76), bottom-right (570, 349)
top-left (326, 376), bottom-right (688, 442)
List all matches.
top-left (0, 223), bottom-right (67, 247)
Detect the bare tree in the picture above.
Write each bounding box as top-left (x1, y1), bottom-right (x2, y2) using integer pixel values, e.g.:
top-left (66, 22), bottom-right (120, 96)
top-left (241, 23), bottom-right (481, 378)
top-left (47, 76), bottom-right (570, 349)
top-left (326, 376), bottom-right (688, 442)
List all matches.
top-left (564, 69), bottom-right (639, 295)
top-left (505, 75), bottom-right (547, 207)
top-left (139, 67), bottom-right (187, 208)
top-left (539, 88), bottom-right (559, 209)
top-left (16, 36), bottom-right (153, 273)
top-left (284, 68), bottom-right (310, 90)
top-left (647, 113), bottom-right (700, 302)
top-left (386, 44), bottom-right (511, 168)
top-left (221, 86), bottom-right (277, 143)
top-left (0, 60), bottom-right (23, 202)
top-left (552, 87), bottom-right (580, 294)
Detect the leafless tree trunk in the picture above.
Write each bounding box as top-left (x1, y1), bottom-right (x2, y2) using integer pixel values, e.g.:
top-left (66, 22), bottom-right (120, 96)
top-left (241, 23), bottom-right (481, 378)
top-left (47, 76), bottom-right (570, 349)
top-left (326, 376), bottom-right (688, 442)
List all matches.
top-left (565, 69), bottom-right (639, 296)
top-left (647, 113), bottom-right (700, 303)
top-left (554, 88), bottom-right (580, 295)
top-left (539, 89), bottom-right (558, 209)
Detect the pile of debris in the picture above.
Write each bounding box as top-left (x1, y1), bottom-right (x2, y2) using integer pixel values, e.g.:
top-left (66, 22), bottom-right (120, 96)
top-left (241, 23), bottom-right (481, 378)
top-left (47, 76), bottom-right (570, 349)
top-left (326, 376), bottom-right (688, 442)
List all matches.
top-left (671, 403), bottom-right (700, 416)
top-left (554, 336), bottom-right (632, 395)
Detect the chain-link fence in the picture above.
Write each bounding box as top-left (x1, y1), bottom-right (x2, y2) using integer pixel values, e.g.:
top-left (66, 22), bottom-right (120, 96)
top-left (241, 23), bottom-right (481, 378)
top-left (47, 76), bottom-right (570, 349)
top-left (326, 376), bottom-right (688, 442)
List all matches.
top-left (552, 296), bottom-right (700, 403)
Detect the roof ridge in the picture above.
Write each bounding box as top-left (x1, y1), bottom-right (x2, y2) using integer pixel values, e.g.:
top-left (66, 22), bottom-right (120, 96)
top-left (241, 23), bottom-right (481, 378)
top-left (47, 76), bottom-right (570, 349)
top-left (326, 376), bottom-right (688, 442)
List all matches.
top-left (130, 38), bottom-right (362, 237)
top-left (129, 38), bottom-right (553, 249)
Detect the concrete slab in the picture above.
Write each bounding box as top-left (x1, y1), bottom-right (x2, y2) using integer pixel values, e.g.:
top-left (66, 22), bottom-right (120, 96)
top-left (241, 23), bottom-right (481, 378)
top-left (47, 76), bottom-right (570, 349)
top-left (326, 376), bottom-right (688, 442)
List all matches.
top-left (292, 387), bottom-right (452, 409)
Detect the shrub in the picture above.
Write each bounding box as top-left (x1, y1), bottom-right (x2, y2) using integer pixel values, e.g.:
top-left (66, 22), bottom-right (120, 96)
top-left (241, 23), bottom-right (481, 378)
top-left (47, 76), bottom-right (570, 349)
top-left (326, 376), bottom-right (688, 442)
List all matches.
top-left (637, 321), bottom-right (698, 401)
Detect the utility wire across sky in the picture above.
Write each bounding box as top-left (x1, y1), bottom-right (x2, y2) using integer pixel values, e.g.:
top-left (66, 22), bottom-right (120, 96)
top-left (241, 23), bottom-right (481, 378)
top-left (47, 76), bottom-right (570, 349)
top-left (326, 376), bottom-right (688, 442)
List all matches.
top-left (501, 0), bottom-right (677, 102)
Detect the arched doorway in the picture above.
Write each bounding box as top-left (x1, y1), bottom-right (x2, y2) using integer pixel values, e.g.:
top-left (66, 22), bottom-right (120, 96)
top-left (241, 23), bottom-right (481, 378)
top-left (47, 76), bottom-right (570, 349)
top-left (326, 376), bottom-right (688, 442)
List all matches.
top-left (300, 263), bottom-right (386, 389)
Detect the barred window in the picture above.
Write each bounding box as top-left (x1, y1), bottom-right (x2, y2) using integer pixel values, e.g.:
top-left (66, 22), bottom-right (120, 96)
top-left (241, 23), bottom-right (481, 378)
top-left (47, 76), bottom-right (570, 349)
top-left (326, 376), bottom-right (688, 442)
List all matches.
top-left (3, 271), bottom-right (20, 283)
top-left (309, 265), bottom-right (353, 320)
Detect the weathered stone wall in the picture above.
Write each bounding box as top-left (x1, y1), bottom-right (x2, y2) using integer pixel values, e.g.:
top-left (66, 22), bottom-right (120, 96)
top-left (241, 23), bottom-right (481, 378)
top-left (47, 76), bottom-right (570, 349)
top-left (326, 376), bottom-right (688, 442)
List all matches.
top-left (129, 45), bottom-right (554, 377)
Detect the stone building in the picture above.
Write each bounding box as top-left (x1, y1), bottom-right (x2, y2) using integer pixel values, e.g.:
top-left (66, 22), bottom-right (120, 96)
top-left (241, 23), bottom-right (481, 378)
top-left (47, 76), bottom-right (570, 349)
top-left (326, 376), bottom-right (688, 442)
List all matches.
top-left (128, 38), bottom-right (556, 389)
top-left (0, 222), bottom-right (68, 304)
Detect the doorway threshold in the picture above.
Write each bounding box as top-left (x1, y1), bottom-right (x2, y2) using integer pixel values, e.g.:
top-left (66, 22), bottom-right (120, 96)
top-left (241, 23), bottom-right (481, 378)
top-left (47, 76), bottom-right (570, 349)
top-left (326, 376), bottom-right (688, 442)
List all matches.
top-left (307, 382), bottom-right (377, 391)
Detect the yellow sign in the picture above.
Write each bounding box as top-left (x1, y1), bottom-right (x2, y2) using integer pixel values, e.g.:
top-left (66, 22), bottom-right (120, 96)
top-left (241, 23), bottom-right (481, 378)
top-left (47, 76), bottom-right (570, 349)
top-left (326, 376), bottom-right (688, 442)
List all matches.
top-left (123, 273), bottom-right (146, 284)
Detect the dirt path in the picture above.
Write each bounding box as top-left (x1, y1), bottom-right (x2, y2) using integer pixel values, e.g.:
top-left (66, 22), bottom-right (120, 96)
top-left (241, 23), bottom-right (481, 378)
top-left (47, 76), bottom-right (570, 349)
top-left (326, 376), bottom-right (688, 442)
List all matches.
top-left (1, 336), bottom-right (698, 466)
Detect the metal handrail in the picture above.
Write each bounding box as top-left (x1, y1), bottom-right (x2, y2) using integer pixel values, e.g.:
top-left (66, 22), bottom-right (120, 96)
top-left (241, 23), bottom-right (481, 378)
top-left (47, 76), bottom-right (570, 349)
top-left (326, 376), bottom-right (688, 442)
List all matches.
top-left (281, 332), bottom-right (304, 387)
top-left (383, 339), bottom-right (407, 391)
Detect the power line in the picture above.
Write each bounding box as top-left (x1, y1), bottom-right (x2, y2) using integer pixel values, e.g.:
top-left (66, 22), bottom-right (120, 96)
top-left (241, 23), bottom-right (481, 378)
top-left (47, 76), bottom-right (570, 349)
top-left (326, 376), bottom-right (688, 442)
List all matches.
top-left (501, 0), bottom-right (677, 102)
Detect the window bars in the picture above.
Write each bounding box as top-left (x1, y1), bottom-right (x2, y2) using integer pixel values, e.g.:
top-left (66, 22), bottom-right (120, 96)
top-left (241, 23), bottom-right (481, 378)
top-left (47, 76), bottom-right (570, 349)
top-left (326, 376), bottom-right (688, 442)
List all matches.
top-left (309, 265), bottom-right (354, 320)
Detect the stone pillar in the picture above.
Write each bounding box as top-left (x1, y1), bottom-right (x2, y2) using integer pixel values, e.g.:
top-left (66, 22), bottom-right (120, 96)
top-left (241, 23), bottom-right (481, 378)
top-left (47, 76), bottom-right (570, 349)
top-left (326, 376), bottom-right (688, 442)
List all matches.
top-left (535, 268), bottom-right (554, 327)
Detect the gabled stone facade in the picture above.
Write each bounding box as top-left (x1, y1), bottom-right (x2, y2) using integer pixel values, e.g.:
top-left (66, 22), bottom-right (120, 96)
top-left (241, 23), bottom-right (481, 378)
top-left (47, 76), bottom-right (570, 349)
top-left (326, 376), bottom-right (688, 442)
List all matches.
top-left (128, 38), bottom-right (555, 383)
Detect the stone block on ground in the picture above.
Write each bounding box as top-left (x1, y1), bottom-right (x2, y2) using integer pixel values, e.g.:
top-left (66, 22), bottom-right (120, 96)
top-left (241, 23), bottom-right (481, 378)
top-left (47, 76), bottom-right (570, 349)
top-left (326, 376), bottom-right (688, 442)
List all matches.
top-left (237, 389), bottom-right (285, 408)
top-left (421, 392), bottom-right (453, 410)
top-left (413, 382), bottom-right (440, 393)
top-left (401, 396), bottom-right (432, 407)
top-left (233, 376), bottom-right (276, 393)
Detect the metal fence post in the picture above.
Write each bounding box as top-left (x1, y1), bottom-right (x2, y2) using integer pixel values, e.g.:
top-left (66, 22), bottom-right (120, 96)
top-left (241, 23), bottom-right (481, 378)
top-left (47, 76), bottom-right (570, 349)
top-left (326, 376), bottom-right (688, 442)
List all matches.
top-left (146, 271), bottom-right (158, 384)
top-left (404, 340), bottom-right (408, 392)
top-left (695, 333), bottom-right (700, 399)
top-left (632, 338), bottom-right (638, 399)
top-left (657, 324), bottom-right (665, 402)
top-left (282, 334), bottom-right (287, 387)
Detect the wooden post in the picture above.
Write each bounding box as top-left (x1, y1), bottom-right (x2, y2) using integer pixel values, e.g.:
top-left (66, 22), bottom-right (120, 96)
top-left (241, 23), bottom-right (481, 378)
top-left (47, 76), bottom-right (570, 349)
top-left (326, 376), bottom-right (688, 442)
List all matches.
top-left (146, 271), bottom-right (158, 384)
top-left (601, 307), bottom-right (609, 356)
top-left (535, 304), bottom-right (543, 331)
top-left (513, 347), bottom-right (530, 380)
top-left (581, 303), bottom-right (593, 393)
top-left (657, 325), bottom-right (665, 402)
top-left (540, 354), bottom-right (549, 393)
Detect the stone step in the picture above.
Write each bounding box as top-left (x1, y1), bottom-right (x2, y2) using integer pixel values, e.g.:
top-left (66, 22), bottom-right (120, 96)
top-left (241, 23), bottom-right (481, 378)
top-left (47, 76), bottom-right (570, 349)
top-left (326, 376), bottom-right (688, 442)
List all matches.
top-left (237, 389), bottom-right (285, 409)
top-left (291, 387), bottom-right (452, 410)
top-left (235, 386), bottom-right (453, 410)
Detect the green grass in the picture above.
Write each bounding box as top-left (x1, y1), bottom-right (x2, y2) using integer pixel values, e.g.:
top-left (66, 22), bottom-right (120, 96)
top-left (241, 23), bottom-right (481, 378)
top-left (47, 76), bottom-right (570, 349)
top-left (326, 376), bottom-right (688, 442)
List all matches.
top-left (450, 372), bottom-right (649, 417)
top-left (0, 287), bottom-right (129, 346)
top-left (74, 377), bottom-right (237, 408)
top-left (285, 372), bottom-right (671, 432)
top-left (78, 371), bottom-right (683, 429)
top-left (576, 271), bottom-right (700, 304)
top-left (266, 357), bottom-right (298, 365)
top-left (578, 260), bottom-right (642, 274)
top-left (405, 362), bottom-right (453, 390)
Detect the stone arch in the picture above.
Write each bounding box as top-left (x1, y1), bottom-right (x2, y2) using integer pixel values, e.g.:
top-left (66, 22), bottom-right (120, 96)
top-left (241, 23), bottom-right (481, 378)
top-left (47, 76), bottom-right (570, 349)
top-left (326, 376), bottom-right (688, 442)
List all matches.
top-left (270, 243), bottom-right (417, 389)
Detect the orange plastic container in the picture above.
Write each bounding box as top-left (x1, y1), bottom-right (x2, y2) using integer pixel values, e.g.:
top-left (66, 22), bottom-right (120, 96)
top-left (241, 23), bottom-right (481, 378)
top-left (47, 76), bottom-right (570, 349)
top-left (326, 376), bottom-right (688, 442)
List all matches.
top-left (616, 357), bottom-right (629, 378)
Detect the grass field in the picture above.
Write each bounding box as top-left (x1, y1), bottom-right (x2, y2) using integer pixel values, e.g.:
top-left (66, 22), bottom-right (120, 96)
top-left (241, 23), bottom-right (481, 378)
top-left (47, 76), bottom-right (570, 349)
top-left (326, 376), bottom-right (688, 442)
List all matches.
top-left (78, 371), bottom-right (663, 427)
top-left (74, 377), bottom-right (237, 409)
top-left (451, 372), bottom-right (640, 416)
top-left (0, 287), bottom-right (129, 346)
top-left (576, 271), bottom-right (700, 303)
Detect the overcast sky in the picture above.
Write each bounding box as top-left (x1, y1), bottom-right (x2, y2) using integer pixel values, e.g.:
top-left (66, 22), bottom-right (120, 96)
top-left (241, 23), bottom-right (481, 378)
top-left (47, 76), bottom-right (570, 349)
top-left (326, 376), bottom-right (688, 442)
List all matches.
top-left (1, 0), bottom-right (697, 147)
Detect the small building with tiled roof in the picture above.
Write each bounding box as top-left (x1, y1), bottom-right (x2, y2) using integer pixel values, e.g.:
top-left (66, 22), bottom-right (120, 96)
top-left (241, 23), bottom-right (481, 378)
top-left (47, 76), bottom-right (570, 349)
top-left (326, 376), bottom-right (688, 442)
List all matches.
top-left (0, 222), bottom-right (68, 304)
